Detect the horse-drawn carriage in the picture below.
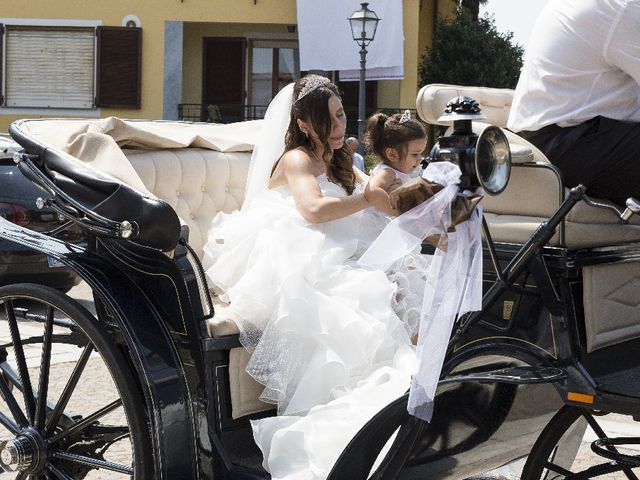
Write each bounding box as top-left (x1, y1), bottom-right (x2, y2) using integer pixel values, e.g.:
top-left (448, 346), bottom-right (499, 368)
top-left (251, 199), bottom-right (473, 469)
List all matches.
top-left (0, 84), bottom-right (639, 479)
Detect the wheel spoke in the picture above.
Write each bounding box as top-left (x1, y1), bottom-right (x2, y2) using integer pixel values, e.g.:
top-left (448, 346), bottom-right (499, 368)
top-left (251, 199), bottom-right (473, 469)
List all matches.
top-left (0, 409), bottom-right (19, 434)
top-left (44, 343), bottom-right (94, 436)
top-left (543, 458), bottom-right (573, 477)
top-left (6, 300), bottom-right (36, 424)
top-left (51, 450), bottom-right (133, 475)
top-left (0, 366), bottom-right (28, 428)
top-left (50, 398), bottom-right (122, 444)
top-left (46, 462), bottom-right (74, 480)
top-left (0, 287), bottom-right (148, 478)
top-left (35, 305), bottom-right (54, 430)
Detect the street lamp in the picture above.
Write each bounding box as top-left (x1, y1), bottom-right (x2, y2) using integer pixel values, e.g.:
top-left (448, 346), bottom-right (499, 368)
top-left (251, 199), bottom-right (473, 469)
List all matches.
top-left (348, 2), bottom-right (380, 156)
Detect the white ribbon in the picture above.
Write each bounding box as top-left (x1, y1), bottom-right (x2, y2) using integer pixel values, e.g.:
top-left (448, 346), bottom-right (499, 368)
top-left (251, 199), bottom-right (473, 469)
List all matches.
top-left (358, 162), bottom-right (483, 421)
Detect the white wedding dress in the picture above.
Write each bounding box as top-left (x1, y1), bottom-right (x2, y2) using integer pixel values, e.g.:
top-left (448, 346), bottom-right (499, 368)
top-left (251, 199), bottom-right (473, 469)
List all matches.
top-left (203, 174), bottom-right (419, 479)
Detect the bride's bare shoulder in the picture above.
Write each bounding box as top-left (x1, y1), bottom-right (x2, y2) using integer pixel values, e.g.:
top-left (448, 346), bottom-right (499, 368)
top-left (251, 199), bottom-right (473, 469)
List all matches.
top-left (269, 148), bottom-right (314, 188)
top-left (281, 148), bottom-right (314, 167)
top-left (277, 148), bottom-right (317, 176)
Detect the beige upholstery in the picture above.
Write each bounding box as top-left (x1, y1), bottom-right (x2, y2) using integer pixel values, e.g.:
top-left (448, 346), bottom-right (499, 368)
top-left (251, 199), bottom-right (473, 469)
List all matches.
top-left (583, 262), bottom-right (640, 352)
top-left (417, 84), bottom-right (514, 127)
top-left (125, 148), bottom-right (250, 258)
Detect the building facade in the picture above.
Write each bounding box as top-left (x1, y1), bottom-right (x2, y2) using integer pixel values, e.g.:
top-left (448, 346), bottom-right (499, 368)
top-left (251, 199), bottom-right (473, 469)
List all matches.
top-left (0, 0), bottom-right (455, 133)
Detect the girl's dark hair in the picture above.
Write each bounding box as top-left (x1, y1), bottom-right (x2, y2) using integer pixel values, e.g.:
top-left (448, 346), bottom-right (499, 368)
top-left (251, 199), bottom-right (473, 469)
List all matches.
top-left (283, 75), bottom-right (355, 194)
top-left (365, 112), bottom-right (426, 163)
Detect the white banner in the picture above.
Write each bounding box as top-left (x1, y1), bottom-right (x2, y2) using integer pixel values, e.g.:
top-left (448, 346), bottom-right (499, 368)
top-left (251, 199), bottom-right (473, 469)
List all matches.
top-left (296, 0), bottom-right (404, 81)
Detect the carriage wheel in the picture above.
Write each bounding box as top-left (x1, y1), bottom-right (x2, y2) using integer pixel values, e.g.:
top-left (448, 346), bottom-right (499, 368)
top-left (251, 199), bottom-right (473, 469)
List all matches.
top-left (522, 405), bottom-right (640, 479)
top-left (0, 283), bottom-right (152, 479)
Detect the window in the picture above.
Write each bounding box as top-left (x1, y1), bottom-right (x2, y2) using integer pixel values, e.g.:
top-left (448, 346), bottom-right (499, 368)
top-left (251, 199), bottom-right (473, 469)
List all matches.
top-left (248, 40), bottom-right (300, 115)
top-left (0, 24), bottom-right (142, 110)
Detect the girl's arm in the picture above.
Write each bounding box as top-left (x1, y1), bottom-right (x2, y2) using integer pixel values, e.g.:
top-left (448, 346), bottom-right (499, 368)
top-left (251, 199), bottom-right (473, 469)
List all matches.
top-left (283, 150), bottom-right (370, 224)
top-left (367, 168), bottom-right (400, 216)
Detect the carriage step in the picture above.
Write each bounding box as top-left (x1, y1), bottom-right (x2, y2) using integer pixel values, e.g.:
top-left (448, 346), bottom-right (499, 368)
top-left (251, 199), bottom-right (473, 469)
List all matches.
top-left (441, 366), bottom-right (566, 385)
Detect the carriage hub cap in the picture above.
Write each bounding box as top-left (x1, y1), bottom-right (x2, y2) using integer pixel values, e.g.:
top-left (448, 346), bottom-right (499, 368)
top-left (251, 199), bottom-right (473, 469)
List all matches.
top-left (0, 430), bottom-right (40, 472)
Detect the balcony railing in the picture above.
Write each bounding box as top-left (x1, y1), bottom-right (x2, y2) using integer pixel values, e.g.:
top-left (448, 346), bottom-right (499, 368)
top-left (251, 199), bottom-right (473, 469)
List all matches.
top-left (178, 104), bottom-right (270, 124)
top-left (178, 104), bottom-right (420, 136)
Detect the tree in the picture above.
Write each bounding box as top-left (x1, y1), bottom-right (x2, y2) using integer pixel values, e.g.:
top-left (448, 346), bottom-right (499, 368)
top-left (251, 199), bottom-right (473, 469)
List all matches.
top-left (459, 0), bottom-right (488, 19)
top-left (420, 9), bottom-right (524, 89)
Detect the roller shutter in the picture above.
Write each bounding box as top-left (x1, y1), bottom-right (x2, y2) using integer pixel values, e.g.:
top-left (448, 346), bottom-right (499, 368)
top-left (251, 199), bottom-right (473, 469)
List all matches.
top-left (5, 26), bottom-right (95, 108)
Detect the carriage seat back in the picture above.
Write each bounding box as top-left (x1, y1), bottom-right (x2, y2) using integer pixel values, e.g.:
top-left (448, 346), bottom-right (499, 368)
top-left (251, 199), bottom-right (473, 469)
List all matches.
top-left (124, 148), bottom-right (250, 259)
top-left (416, 83), bottom-right (640, 248)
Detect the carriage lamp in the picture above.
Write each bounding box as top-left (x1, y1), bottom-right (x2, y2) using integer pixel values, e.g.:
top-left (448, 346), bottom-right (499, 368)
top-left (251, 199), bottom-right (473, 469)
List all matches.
top-left (427, 96), bottom-right (511, 195)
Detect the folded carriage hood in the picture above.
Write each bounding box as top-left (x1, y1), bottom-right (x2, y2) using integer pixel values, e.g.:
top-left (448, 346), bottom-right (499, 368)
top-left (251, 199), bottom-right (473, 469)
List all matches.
top-left (8, 117), bottom-right (260, 252)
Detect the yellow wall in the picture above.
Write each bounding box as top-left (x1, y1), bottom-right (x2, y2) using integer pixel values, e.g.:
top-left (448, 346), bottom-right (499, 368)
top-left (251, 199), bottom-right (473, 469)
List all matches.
top-left (0, 0), bottom-right (455, 131)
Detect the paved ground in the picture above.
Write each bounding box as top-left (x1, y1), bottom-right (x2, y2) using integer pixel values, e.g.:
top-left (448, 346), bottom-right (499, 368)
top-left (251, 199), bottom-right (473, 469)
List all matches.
top-left (1, 281), bottom-right (639, 478)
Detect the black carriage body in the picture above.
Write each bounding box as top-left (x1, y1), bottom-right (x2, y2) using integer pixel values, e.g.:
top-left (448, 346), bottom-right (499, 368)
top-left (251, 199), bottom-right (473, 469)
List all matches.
top-left (0, 213), bottom-right (579, 480)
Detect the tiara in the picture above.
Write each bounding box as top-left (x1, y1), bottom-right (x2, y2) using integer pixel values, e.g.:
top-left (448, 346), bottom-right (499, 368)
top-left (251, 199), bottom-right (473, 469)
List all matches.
top-left (295, 75), bottom-right (331, 103)
top-left (399, 110), bottom-right (412, 124)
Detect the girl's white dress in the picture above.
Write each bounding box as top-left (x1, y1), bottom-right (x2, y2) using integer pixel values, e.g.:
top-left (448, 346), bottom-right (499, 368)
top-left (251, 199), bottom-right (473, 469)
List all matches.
top-left (203, 174), bottom-right (419, 480)
top-left (360, 163), bottom-right (426, 338)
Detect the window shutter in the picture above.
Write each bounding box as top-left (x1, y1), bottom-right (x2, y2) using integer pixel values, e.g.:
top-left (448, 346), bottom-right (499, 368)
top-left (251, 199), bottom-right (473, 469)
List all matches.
top-left (96, 26), bottom-right (141, 109)
top-left (0, 24), bottom-right (4, 106)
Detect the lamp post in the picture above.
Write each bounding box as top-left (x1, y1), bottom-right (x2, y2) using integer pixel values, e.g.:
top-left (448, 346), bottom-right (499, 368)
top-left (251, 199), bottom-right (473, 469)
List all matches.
top-left (348, 2), bottom-right (380, 156)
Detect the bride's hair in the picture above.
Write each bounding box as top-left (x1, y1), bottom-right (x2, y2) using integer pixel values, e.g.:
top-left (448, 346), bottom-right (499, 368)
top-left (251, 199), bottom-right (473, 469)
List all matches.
top-left (365, 112), bottom-right (426, 164)
top-left (284, 76), bottom-right (356, 195)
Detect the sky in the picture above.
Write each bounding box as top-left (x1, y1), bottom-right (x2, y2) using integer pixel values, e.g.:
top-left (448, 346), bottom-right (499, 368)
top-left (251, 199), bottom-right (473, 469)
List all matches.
top-left (479, 0), bottom-right (550, 49)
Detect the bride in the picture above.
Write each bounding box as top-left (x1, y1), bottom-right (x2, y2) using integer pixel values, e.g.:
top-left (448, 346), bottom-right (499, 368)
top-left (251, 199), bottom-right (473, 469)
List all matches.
top-left (202, 74), bottom-right (480, 479)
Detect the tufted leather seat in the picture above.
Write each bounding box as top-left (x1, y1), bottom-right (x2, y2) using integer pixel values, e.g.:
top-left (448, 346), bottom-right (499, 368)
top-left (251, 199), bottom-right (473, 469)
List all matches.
top-left (125, 148), bottom-right (250, 258)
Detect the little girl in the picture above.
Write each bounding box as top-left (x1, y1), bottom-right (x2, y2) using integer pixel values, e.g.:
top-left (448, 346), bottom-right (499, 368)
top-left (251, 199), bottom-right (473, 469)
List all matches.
top-left (365, 110), bottom-right (427, 216)
top-left (359, 110), bottom-right (429, 341)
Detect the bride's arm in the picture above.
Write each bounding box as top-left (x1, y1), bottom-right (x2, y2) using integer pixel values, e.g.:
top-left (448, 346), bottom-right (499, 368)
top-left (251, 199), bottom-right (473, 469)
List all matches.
top-left (283, 150), bottom-right (370, 224)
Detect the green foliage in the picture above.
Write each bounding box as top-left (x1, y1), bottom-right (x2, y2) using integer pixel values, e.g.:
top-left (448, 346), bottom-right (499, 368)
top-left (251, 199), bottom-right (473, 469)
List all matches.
top-left (420, 9), bottom-right (524, 89)
top-left (364, 153), bottom-right (378, 174)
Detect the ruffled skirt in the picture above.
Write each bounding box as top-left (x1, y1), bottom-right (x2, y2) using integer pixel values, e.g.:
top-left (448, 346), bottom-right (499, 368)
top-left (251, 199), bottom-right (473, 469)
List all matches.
top-left (203, 189), bottom-right (420, 478)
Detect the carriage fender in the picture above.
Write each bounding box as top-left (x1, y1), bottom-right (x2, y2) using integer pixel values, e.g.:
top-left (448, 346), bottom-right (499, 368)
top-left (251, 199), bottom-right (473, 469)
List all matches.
top-left (0, 219), bottom-right (198, 480)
